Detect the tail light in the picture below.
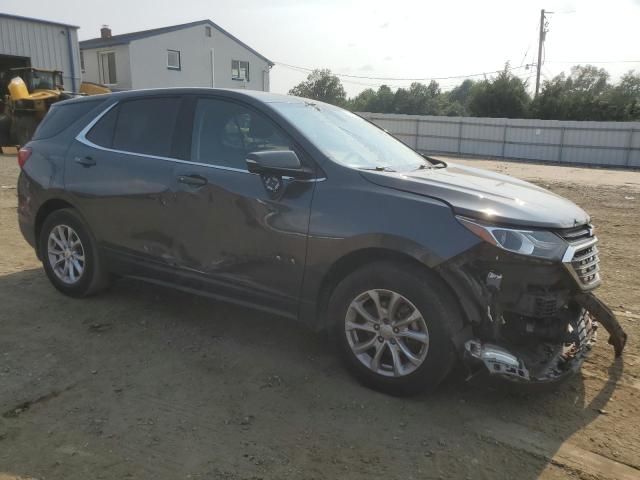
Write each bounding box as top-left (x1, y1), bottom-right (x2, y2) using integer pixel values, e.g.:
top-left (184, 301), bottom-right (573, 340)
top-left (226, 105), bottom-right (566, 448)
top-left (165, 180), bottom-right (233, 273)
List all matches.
top-left (18, 147), bottom-right (32, 169)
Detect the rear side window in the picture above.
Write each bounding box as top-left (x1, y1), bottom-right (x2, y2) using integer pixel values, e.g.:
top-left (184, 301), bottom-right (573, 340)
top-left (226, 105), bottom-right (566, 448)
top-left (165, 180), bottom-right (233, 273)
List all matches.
top-left (86, 105), bottom-right (118, 147)
top-left (33, 100), bottom-right (103, 140)
top-left (86, 97), bottom-right (181, 157)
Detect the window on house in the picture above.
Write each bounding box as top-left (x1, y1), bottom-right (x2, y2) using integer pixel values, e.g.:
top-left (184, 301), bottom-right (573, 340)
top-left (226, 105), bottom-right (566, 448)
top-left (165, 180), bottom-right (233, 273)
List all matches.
top-left (98, 51), bottom-right (117, 84)
top-left (231, 60), bottom-right (249, 81)
top-left (80, 51), bottom-right (85, 73)
top-left (205, 26), bottom-right (212, 37)
top-left (167, 50), bottom-right (181, 70)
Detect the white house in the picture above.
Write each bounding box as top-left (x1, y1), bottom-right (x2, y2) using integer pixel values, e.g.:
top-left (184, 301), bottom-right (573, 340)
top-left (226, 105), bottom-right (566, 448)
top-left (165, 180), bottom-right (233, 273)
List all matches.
top-left (79, 20), bottom-right (273, 91)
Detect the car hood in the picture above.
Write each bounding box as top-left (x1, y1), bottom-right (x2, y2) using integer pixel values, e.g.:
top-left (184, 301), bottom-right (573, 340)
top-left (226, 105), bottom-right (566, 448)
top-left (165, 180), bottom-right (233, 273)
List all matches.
top-left (359, 162), bottom-right (590, 229)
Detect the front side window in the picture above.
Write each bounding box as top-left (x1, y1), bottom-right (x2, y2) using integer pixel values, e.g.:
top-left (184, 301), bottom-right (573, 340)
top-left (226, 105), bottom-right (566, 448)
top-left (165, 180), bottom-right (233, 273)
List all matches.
top-left (167, 50), bottom-right (181, 70)
top-left (191, 98), bottom-right (291, 169)
top-left (87, 97), bottom-right (182, 157)
top-left (98, 51), bottom-right (117, 84)
top-left (231, 60), bottom-right (249, 81)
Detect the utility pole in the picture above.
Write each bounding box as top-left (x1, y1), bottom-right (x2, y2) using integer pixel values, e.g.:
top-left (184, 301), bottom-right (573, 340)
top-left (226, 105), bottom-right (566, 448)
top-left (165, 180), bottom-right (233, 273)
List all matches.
top-left (535, 9), bottom-right (550, 97)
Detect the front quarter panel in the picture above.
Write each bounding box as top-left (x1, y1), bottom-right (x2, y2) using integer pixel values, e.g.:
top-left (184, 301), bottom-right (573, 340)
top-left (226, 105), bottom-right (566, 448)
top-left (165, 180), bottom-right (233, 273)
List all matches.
top-left (301, 169), bottom-right (482, 323)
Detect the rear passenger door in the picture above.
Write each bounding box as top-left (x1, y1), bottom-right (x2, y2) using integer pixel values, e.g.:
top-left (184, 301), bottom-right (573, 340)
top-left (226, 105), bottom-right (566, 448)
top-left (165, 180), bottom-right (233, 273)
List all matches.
top-left (66, 95), bottom-right (184, 267)
top-left (170, 96), bottom-right (317, 318)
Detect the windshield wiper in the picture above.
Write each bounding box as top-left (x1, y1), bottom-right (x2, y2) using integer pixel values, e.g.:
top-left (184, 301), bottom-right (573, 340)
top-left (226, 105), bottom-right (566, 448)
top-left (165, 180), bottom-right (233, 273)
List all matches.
top-left (420, 154), bottom-right (447, 168)
top-left (360, 166), bottom-right (397, 172)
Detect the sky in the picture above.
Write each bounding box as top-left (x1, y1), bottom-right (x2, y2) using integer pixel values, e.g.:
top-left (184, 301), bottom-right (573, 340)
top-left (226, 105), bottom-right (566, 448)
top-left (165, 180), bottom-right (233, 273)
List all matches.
top-left (3, 0), bottom-right (640, 96)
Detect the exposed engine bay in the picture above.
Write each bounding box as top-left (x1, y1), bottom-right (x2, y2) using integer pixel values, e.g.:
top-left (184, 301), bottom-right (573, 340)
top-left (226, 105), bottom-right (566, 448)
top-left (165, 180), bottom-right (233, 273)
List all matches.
top-left (438, 224), bottom-right (628, 384)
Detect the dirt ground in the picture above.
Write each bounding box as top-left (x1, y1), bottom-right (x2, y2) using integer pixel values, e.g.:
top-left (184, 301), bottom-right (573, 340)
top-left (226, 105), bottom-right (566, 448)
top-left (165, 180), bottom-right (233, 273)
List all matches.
top-left (0, 154), bottom-right (639, 480)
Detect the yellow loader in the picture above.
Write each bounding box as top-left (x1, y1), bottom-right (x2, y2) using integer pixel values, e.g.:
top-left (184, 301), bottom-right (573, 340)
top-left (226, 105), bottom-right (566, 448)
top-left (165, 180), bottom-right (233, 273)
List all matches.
top-left (0, 67), bottom-right (110, 146)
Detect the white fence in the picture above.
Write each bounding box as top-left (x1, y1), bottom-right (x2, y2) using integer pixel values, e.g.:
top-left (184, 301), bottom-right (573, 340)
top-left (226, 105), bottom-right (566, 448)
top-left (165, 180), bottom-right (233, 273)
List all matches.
top-left (358, 112), bottom-right (640, 168)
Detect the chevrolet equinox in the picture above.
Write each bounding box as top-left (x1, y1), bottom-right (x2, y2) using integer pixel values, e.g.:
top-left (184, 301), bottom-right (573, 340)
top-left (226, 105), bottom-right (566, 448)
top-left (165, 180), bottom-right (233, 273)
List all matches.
top-left (17, 89), bottom-right (627, 395)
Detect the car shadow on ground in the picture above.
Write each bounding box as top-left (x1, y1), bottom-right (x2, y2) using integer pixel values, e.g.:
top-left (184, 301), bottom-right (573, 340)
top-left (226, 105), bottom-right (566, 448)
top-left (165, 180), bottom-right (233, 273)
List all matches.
top-left (0, 268), bottom-right (629, 480)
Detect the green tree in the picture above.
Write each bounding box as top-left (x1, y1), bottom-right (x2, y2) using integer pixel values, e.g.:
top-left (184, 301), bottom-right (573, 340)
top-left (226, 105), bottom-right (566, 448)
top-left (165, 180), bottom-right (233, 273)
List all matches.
top-left (443, 79), bottom-right (475, 115)
top-left (468, 65), bottom-right (531, 118)
top-left (370, 85), bottom-right (395, 113)
top-left (530, 65), bottom-right (621, 120)
top-left (393, 81), bottom-right (442, 115)
top-left (338, 63), bottom-right (637, 121)
top-left (288, 69), bottom-right (347, 106)
top-left (602, 70), bottom-right (640, 120)
top-left (448, 79), bottom-right (475, 105)
top-left (348, 88), bottom-right (377, 112)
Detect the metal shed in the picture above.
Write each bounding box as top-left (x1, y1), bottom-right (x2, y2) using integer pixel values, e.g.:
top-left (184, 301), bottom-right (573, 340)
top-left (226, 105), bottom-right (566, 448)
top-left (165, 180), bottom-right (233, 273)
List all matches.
top-left (0, 13), bottom-right (81, 92)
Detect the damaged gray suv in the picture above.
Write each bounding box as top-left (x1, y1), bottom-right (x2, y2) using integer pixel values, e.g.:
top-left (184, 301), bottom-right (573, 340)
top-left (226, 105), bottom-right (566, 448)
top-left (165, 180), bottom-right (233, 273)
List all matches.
top-left (17, 89), bottom-right (627, 395)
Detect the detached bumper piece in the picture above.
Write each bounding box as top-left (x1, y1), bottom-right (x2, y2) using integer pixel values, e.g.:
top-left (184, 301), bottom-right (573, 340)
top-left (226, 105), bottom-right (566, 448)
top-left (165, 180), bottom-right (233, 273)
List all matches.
top-left (575, 293), bottom-right (627, 357)
top-left (465, 309), bottom-right (598, 383)
top-left (465, 340), bottom-right (531, 381)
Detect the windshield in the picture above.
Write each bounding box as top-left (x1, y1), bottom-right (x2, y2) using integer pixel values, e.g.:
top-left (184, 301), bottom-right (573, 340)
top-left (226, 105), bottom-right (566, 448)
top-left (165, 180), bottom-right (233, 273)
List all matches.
top-left (270, 101), bottom-right (428, 172)
top-left (24, 71), bottom-right (59, 91)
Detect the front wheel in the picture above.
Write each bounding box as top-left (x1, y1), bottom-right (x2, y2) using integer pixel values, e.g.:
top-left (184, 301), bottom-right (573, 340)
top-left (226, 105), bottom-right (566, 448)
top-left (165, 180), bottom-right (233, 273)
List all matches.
top-left (39, 208), bottom-right (109, 297)
top-left (329, 261), bottom-right (459, 396)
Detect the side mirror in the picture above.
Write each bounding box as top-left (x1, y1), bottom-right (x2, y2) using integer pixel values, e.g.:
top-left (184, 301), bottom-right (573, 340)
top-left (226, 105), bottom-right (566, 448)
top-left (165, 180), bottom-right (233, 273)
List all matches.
top-left (246, 150), bottom-right (314, 179)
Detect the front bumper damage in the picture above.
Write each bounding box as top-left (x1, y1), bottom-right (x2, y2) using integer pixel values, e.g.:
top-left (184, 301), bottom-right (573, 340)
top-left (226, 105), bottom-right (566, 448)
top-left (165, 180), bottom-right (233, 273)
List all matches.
top-left (438, 241), bottom-right (628, 384)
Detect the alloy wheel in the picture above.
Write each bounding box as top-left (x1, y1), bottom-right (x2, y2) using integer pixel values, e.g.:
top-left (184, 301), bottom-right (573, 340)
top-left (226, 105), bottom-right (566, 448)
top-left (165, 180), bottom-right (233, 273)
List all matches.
top-left (345, 289), bottom-right (430, 377)
top-left (47, 225), bottom-right (86, 285)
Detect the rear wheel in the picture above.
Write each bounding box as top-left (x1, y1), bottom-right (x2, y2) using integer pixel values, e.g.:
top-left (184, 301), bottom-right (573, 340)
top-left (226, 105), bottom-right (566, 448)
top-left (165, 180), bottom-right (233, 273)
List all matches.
top-left (329, 261), bottom-right (458, 395)
top-left (10, 115), bottom-right (37, 146)
top-left (39, 208), bottom-right (109, 297)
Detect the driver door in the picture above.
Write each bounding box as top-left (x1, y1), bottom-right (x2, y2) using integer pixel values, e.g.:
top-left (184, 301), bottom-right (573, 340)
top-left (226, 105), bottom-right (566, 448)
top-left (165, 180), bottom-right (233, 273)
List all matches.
top-left (170, 96), bottom-right (317, 317)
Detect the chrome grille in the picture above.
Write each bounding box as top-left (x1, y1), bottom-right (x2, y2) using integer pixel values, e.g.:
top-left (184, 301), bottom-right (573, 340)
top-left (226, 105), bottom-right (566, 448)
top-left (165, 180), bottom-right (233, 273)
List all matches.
top-left (559, 224), bottom-right (601, 289)
top-left (558, 224), bottom-right (593, 242)
top-left (571, 243), bottom-right (600, 285)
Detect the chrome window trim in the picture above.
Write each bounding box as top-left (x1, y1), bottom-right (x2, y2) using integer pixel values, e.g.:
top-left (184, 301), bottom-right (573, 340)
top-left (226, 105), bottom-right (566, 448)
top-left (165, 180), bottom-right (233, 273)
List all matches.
top-left (75, 101), bottom-right (325, 182)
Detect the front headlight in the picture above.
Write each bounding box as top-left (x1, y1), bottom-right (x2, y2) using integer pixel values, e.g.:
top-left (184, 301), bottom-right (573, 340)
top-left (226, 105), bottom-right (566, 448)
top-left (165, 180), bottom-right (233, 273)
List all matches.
top-left (457, 216), bottom-right (567, 260)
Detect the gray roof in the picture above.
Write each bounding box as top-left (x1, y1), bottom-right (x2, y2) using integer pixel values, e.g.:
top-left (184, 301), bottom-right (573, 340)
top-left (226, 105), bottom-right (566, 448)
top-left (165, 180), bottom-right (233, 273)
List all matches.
top-left (0, 13), bottom-right (78, 29)
top-left (79, 19), bottom-right (273, 66)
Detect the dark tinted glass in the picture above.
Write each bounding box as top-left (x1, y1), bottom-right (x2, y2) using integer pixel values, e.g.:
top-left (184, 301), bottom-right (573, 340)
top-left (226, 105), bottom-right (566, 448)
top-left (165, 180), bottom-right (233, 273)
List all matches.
top-left (32, 100), bottom-right (103, 140)
top-left (86, 105), bottom-right (118, 147)
top-left (191, 98), bottom-right (291, 169)
top-left (112, 97), bottom-right (182, 156)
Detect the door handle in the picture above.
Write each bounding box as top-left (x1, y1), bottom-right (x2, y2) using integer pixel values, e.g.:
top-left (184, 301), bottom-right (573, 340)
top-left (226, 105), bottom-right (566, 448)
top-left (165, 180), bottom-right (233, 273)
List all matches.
top-left (74, 156), bottom-right (96, 167)
top-left (178, 175), bottom-right (208, 187)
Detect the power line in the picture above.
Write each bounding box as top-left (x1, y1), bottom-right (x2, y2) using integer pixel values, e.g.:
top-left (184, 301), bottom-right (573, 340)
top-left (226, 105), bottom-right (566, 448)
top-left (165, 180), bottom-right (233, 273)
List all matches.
top-left (517, 17), bottom-right (541, 68)
top-left (277, 57), bottom-right (638, 92)
top-left (279, 61), bottom-right (538, 92)
top-left (274, 61), bottom-right (533, 82)
top-left (545, 60), bottom-right (640, 64)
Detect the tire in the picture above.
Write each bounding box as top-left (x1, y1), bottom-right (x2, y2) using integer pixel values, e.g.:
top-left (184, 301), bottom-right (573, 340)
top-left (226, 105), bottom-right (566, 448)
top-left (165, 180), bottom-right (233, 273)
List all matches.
top-left (329, 261), bottom-right (459, 396)
top-left (10, 115), bottom-right (37, 146)
top-left (0, 114), bottom-right (10, 145)
top-left (39, 208), bottom-right (110, 297)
